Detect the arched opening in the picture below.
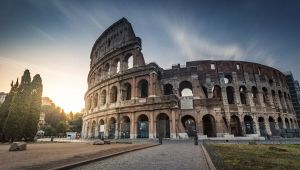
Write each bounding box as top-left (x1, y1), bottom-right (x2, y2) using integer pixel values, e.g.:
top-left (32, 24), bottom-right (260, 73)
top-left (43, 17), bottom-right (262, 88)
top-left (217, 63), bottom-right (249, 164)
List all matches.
top-left (104, 63), bottom-right (110, 77)
top-left (108, 117), bottom-right (116, 139)
top-left (202, 114), bottom-right (216, 137)
top-left (285, 118), bottom-right (290, 129)
top-left (122, 83), bottom-right (132, 100)
top-left (125, 54), bottom-right (133, 69)
top-left (138, 79), bottom-right (148, 98)
top-left (226, 86), bottom-right (235, 104)
top-left (262, 87), bottom-right (269, 106)
top-left (258, 117), bottom-right (267, 136)
top-left (93, 93), bottom-right (98, 108)
top-left (110, 86), bottom-right (118, 103)
top-left (137, 114), bottom-right (149, 138)
top-left (284, 93), bottom-right (290, 112)
top-left (230, 115), bottom-right (242, 136)
top-left (87, 95), bottom-right (92, 110)
top-left (156, 113), bottom-right (170, 138)
top-left (278, 117), bottom-right (283, 129)
top-left (244, 115), bottom-right (254, 134)
top-left (86, 123), bottom-right (90, 139)
top-left (164, 84), bottom-right (173, 95)
top-left (91, 121), bottom-right (97, 139)
top-left (278, 91), bottom-right (286, 111)
top-left (179, 81), bottom-right (193, 97)
top-left (272, 90), bottom-right (279, 111)
top-left (121, 116), bottom-right (130, 139)
top-left (202, 86), bottom-right (208, 98)
top-left (224, 74), bottom-right (233, 84)
top-left (252, 86), bottom-right (259, 105)
top-left (112, 58), bottom-right (121, 74)
top-left (269, 78), bottom-right (274, 86)
top-left (212, 85), bottom-right (222, 101)
top-left (290, 118), bottom-right (294, 129)
top-left (269, 117), bottom-right (276, 135)
top-left (100, 90), bottom-right (107, 105)
top-left (239, 86), bottom-right (247, 105)
top-left (99, 119), bottom-right (105, 139)
top-left (181, 115), bottom-right (196, 137)
top-left (97, 68), bottom-right (102, 81)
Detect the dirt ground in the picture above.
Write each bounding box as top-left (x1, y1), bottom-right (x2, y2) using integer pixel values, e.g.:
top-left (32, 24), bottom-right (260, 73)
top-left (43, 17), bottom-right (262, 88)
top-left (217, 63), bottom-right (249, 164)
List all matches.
top-left (0, 142), bottom-right (146, 170)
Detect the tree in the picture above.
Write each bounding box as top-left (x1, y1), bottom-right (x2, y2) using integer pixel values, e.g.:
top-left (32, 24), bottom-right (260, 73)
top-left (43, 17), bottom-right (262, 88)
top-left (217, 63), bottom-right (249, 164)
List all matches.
top-left (0, 80), bottom-right (19, 141)
top-left (24, 74), bottom-right (43, 141)
top-left (5, 70), bottom-right (32, 141)
top-left (56, 121), bottom-right (67, 135)
top-left (69, 112), bottom-right (83, 132)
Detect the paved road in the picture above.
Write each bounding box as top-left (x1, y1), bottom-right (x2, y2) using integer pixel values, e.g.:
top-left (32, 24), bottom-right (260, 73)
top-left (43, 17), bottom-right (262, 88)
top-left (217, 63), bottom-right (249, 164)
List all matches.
top-left (72, 141), bottom-right (208, 170)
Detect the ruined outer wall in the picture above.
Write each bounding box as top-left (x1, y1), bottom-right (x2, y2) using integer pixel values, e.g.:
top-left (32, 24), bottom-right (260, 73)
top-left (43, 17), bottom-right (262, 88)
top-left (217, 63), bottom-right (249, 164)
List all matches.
top-left (82, 18), bottom-right (298, 140)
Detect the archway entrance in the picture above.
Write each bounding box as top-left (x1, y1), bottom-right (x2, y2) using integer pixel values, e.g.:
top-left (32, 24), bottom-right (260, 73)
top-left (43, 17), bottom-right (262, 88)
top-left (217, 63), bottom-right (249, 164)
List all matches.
top-left (99, 119), bottom-right (105, 139)
top-left (278, 117), bottom-right (283, 129)
top-left (230, 115), bottom-right (242, 136)
top-left (244, 116), bottom-right (254, 134)
top-left (156, 113), bottom-right (170, 138)
top-left (137, 114), bottom-right (149, 138)
top-left (202, 114), bottom-right (216, 137)
top-left (91, 121), bottom-right (96, 139)
top-left (121, 116), bottom-right (130, 139)
top-left (285, 118), bottom-right (290, 129)
top-left (269, 117), bottom-right (276, 135)
top-left (108, 117), bottom-right (116, 139)
top-left (181, 115), bottom-right (196, 137)
top-left (258, 117), bottom-right (267, 136)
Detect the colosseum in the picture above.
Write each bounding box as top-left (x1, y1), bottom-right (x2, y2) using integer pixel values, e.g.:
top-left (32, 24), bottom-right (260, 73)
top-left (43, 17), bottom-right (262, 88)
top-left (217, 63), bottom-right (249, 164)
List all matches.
top-left (82, 18), bottom-right (299, 140)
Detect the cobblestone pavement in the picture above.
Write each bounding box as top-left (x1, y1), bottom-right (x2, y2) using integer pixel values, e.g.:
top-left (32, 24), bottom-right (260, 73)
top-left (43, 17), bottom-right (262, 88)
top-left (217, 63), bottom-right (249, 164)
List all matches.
top-left (72, 140), bottom-right (208, 170)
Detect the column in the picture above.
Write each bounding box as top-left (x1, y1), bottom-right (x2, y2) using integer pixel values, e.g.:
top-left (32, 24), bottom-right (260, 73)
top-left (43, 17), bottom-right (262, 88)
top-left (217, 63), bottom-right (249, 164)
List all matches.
top-left (132, 77), bottom-right (137, 99)
top-left (149, 112), bottom-right (154, 138)
top-left (130, 113), bottom-right (135, 139)
top-left (253, 116), bottom-right (260, 136)
top-left (171, 110), bottom-right (177, 139)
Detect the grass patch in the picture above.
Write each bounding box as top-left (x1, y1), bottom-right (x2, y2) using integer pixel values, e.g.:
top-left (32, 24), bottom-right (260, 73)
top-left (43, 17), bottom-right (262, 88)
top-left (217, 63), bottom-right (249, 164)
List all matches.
top-left (208, 144), bottom-right (300, 170)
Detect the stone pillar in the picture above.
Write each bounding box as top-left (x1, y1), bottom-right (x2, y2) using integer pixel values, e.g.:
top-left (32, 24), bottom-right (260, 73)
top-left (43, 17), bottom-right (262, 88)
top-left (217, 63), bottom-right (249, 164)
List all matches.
top-left (149, 72), bottom-right (156, 97)
top-left (258, 91), bottom-right (265, 107)
top-left (264, 118), bottom-right (272, 136)
top-left (171, 110), bottom-right (177, 139)
top-left (275, 92), bottom-right (283, 111)
top-left (149, 112), bottom-right (154, 138)
top-left (274, 118), bottom-right (280, 129)
top-left (282, 97), bottom-right (288, 113)
top-left (132, 77), bottom-right (137, 99)
top-left (105, 117), bottom-right (109, 138)
top-left (239, 115), bottom-right (246, 136)
top-left (234, 86), bottom-right (241, 105)
top-left (253, 116), bottom-right (260, 136)
top-left (130, 113), bottom-right (135, 139)
top-left (247, 90), bottom-right (254, 107)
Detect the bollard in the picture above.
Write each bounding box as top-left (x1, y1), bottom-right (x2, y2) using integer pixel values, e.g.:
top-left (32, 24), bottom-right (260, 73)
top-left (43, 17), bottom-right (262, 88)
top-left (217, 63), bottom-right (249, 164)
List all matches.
top-left (159, 136), bottom-right (163, 144)
top-left (194, 134), bottom-right (198, 145)
top-left (51, 136), bottom-right (54, 142)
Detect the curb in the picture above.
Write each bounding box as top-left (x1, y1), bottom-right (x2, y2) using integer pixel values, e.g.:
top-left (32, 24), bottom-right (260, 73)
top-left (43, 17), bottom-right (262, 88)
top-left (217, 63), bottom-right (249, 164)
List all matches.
top-left (201, 145), bottom-right (216, 170)
top-left (50, 144), bottom-right (160, 170)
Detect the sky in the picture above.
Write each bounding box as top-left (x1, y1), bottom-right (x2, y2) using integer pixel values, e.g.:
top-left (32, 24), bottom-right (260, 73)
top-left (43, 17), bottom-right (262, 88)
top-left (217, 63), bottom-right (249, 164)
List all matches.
top-left (0, 0), bottom-right (300, 112)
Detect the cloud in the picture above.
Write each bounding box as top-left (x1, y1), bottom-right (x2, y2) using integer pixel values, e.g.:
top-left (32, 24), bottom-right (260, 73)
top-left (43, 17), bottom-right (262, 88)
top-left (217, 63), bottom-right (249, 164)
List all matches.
top-left (164, 20), bottom-right (245, 61)
top-left (160, 18), bottom-right (278, 70)
top-left (32, 26), bottom-right (55, 41)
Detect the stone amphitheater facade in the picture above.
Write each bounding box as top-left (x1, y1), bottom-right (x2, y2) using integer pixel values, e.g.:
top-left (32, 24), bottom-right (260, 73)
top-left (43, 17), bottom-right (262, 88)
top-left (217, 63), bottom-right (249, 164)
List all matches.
top-left (82, 18), bottom-right (298, 139)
